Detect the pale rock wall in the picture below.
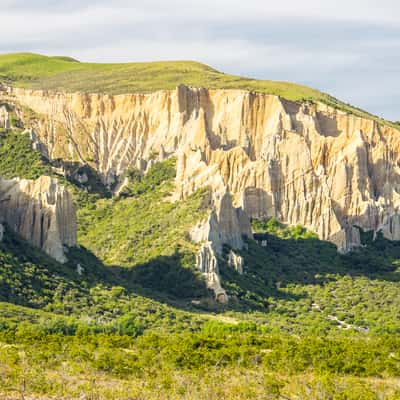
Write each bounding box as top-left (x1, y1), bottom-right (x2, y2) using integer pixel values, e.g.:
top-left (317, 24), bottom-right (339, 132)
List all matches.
top-left (3, 85), bottom-right (400, 251)
top-left (227, 250), bottom-right (244, 274)
top-left (191, 189), bottom-right (253, 254)
top-left (196, 242), bottom-right (228, 303)
top-left (191, 189), bottom-right (252, 301)
top-left (380, 214), bottom-right (400, 241)
top-left (0, 223), bottom-right (3, 241)
top-left (0, 176), bottom-right (77, 262)
top-left (329, 226), bottom-right (361, 254)
top-left (0, 105), bottom-right (11, 129)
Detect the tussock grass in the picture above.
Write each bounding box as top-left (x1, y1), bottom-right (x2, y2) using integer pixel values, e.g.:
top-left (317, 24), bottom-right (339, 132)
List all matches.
top-left (1, 52), bottom-right (397, 127)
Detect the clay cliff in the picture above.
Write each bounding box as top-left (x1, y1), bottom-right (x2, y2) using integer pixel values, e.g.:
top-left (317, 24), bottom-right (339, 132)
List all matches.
top-left (0, 104), bottom-right (11, 129)
top-left (190, 189), bottom-right (252, 302)
top-left (2, 85), bottom-right (400, 253)
top-left (0, 176), bottom-right (76, 262)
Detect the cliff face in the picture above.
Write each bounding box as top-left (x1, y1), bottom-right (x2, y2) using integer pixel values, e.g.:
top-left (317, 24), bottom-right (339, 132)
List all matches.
top-left (0, 105), bottom-right (11, 129)
top-left (190, 189), bottom-right (252, 254)
top-left (0, 176), bottom-right (76, 262)
top-left (3, 85), bottom-right (400, 251)
top-left (191, 189), bottom-right (252, 302)
top-left (195, 242), bottom-right (228, 303)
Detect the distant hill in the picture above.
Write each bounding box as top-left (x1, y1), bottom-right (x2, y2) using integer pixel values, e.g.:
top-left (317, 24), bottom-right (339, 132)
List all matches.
top-left (0, 52), bottom-right (394, 126)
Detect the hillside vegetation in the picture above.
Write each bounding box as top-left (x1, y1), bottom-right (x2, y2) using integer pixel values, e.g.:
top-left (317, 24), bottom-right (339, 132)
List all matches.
top-left (221, 219), bottom-right (400, 335)
top-left (78, 159), bottom-right (208, 268)
top-left (0, 52), bottom-right (394, 126)
top-left (0, 129), bottom-right (51, 180)
top-left (0, 98), bottom-right (400, 398)
top-left (1, 222), bottom-right (400, 399)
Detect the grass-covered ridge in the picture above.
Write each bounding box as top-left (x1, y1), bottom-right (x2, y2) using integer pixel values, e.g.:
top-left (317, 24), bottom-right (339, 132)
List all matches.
top-left (0, 52), bottom-right (328, 101)
top-left (0, 52), bottom-right (395, 126)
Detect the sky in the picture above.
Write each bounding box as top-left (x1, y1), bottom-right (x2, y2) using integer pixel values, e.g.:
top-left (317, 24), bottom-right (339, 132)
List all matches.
top-left (0, 0), bottom-right (399, 121)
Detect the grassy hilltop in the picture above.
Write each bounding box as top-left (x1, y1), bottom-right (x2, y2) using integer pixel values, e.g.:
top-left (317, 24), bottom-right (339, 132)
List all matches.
top-left (0, 52), bottom-right (330, 99)
top-left (0, 52), bottom-right (396, 127)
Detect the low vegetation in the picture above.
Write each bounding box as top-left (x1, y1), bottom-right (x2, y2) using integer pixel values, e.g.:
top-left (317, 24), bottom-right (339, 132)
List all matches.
top-left (0, 129), bottom-right (51, 180)
top-left (0, 322), bottom-right (399, 399)
top-left (0, 126), bottom-right (400, 398)
top-left (78, 159), bottom-right (208, 268)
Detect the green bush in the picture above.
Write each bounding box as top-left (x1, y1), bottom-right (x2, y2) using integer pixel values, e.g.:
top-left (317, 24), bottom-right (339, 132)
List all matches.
top-left (0, 130), bottom-right (51, 179)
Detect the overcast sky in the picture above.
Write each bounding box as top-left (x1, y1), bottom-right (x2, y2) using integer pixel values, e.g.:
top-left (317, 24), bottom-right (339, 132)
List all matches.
top-left (0, 0), bottom-right (399, 120)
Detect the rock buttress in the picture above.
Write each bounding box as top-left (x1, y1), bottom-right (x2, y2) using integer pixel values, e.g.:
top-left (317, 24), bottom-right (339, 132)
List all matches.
top-left (0, 175), bottom-right (77, 262)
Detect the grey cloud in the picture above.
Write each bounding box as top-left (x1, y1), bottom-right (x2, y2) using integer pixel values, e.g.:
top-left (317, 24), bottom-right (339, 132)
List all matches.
top-left (2, 0), bottom-right (110, 12)
top-left (4, 0), bottom-right (400, 22)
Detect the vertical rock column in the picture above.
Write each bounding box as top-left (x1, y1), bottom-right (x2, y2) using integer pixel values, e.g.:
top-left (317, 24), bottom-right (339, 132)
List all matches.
top-left (0, 176), bottom-right (77, 263)
top-left (191, 188), bottom-right (252, 302)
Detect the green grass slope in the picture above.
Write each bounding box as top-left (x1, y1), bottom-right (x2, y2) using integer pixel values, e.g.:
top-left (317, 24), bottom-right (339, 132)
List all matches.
top-left (77, 159), bottom-right (212, 299)
top-left (0, 52), bottom-right (394, 125)
top-left (0, 225), bottom-right (208, 329)
top-left (78, 159), bottom-right (206, 267)
top-left (0, 52), bottom-right (328, 100)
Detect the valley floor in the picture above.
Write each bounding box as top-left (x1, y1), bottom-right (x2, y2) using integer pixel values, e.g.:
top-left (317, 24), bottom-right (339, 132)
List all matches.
top-left (1, 375), bottom-right (400, 400)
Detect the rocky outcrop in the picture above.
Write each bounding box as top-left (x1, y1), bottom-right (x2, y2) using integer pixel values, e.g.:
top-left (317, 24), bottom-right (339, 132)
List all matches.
top-left (0, 176), bottom-right (76, 262)
top-left (0, 105), bottom-right (11, 129)
top-left (2, 85), bottom-right (400, 252)
top-left (196, 242), bottom-right (228, 303)
top-left (190, 189), bottom-right (252, 254)
top-left (0, 223), bottom-right (4, 242)
top-left (329, 225), bottom-right (361, 254)
top-left (25, 128), bottom-right (49, 157)
top-left (380, 213), bottom-right (400, 241)
top-left (191, 188), bottom-right (252, 301)
top-left (227, 250), bottom-right (244, 274)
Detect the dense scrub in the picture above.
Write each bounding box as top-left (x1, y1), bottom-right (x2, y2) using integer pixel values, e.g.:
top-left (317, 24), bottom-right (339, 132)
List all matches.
top-left (0, 133), bottom-right (400, 398)
top-left (78, 159), bottom-right (209, 269)
top-left (0, 322), bottom-right (399, 399)
top-left (0, 129), bottom-right (51, 179)
top-left (219, 219), bottom-right (400, 334)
